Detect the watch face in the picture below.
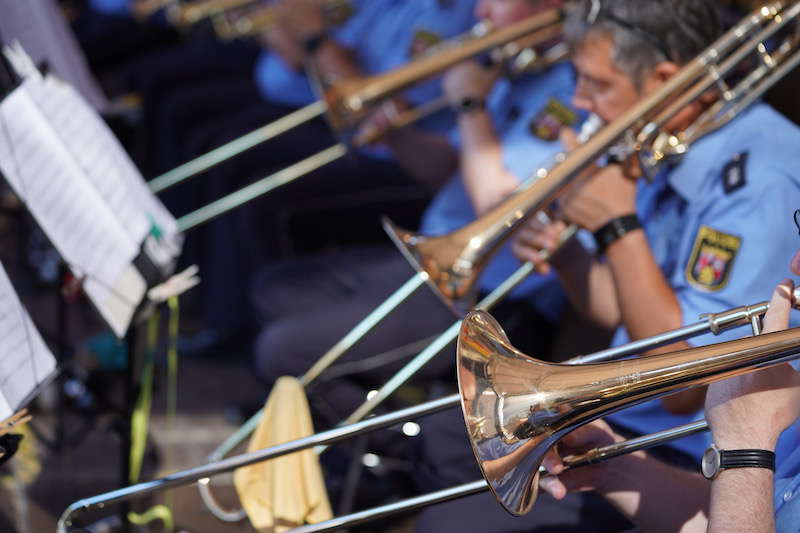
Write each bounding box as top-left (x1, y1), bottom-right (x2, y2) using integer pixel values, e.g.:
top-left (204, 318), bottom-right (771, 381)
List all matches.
top-left (701, 446), bottom-right (721, 480)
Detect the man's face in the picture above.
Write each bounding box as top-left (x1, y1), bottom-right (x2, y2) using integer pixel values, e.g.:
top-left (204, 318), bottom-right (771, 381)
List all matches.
top-left (475, 0), bottom-right (560, 29)
top-left (571, 32), bottom-right (644, 123)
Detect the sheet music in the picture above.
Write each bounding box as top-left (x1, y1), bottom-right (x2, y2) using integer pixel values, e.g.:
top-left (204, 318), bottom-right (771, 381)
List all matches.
top-left (0, 81), bottom-right (145, 337)
top-left (0, 263), bottom-right (57, 421)
top-left (25, 75), bottom-right (182, 262)
top-left (25, 76), bottom-right (151, 243)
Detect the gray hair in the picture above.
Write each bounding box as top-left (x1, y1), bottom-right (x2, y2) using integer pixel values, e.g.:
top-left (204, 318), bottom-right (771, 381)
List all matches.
top-left (564, 0), bottom-right (723, 86)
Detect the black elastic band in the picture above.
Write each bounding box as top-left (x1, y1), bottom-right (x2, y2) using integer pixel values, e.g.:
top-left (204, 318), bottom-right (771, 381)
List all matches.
top-left (593, 214), bottom-right (642, 256)
top-left (720, 449), bottom-right (776, 472)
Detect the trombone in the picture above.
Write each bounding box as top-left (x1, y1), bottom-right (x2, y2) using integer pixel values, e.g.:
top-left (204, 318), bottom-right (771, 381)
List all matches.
top-left (57, 286), bottom-right (798, 532)
top-left (212, 0), bottom-right (354, 41)
top-left (383, 0), bottom-right (800, 306)
top-left (192, 0), bottom-right (800, 517)
top-left (284, 306), bottom-right (800, 533)
top-left (148, 10), bottom-right (565, 223)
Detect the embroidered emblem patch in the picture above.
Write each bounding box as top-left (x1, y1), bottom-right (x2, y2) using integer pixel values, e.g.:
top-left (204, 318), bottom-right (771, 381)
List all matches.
top-left (530, 98), bottom-right (578, 141)
top-left (409, 29), bottom-right (443, 58)
top-left (685, 225), bottom-right (741, 291)
top-left (323, 0), bottom-right (355, 26)
top-left (722, 152), bottom-right (748, 194)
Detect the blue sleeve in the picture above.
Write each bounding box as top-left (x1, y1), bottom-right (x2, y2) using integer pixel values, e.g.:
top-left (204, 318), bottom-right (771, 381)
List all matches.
top-left (673, 169), bottom-right (800, 347)
top-left (90, 0), bottom-right (130, 15)
top-left (253, 51), bottom-right (316, 107)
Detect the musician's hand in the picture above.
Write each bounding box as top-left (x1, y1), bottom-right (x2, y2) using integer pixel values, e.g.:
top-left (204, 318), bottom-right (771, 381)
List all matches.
top-left (511, 215), bottom-right (568, 275)
top-left (353, 99), bottom-right (409, 146)
top-left (559, 163), bottom-right (638, 232)
top-left (258, 7), bottom-right (305, 69)
top-left (706, 278), bottom-right (800, 451)
top-left (443, 60), bottom-right (501, 105)
top-left (539, 419), bottom-right (633, 499)
top-left (283, 0), bottom-right (327, 40)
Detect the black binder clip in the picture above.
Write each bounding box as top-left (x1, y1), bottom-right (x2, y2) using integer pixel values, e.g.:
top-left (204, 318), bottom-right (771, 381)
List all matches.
top-left (0, 433), bottom-right (23, 467)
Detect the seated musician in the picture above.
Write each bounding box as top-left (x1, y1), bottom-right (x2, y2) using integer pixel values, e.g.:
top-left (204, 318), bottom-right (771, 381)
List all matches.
top-left (538, 250), bottom-right (800, 532)
top-left (511, 0), bottom-right (800, 464)
top-left (251, 0), bottom-right (576, 451)
top-left (153, 0), bottom-right (479, 348)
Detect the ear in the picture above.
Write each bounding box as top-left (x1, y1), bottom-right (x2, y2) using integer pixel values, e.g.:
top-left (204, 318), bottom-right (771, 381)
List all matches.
top-left (641, 61), bottom-right (681, 92)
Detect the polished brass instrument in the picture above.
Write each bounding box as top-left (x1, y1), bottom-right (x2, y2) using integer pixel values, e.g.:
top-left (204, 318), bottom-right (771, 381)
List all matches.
top-left (57, 286), bottom-right (798, 532)
top-left (166, 0), bottom-right (259, 27)
top-left (212, 0), bottom-right (354, 41)
top-left (149, 9), bottom-right (564, 209)
top-left (457, 310), bottom-right (800, 515)
top-left (385, 0), bottom-right (800, 307)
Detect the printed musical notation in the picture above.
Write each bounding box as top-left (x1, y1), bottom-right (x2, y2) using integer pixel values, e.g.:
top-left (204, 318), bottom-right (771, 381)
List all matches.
top-left (0, 263), bottom-right (56, 421)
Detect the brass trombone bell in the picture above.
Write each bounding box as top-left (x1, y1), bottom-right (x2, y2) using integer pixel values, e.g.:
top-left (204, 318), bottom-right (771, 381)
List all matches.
top-left (457, 310), bottom-right (800, 516)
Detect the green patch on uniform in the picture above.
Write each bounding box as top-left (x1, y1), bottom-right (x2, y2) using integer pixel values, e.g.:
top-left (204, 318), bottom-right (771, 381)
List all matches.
top-left (324, 0), bottom-right (355, 26)
top-left (685, 225), bottom-right (741, 292)
top-left (529, 98), bottom-right (578, 141)
top-left (409, 29), bottom-right (443, 58)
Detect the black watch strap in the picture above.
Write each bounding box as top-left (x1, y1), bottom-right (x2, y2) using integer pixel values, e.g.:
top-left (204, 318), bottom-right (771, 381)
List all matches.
top-left (720, 449), bottom-right (776, 470)
top-left (593, 214), bottom-right (642, 255)
top-left (303, 32), bottom-right (328, 55)
top-left (702, 444), bottom-right (776, 480)
top-left (452, 96), bottom-right (486, 114)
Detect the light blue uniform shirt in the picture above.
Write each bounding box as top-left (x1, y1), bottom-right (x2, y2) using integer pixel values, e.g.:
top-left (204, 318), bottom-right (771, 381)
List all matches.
top-left (420, 62), bottom-right (580, 322)
top-left (255, 0), bottom-right (477, 111)
top-left (90, 0), bottom-right (129, 15)
top-left (775, 420), bottom-right (800, 532)
top-left (606, 102), bottom-right (800, 461)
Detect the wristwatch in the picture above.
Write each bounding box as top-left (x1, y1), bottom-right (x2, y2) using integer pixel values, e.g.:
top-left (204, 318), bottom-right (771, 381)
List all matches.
top-left (700, 443), bottom-right (776, 480)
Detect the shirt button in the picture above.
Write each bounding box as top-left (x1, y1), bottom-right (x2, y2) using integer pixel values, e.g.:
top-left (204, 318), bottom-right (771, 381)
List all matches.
top-left (784, 491), bottom-right (793, 502)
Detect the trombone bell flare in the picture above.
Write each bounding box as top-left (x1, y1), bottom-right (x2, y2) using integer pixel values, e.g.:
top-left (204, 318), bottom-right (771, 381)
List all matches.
top-left (381, 216), bottom-right (487, 313)
top-left (457, 309), bottom-right (800, 516)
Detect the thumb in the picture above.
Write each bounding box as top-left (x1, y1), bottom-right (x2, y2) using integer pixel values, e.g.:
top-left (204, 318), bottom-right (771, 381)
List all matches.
top-left (762, 279), bottom-right (794, 334)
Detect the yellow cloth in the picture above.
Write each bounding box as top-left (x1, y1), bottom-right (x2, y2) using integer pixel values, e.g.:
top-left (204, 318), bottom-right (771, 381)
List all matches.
top-left (234, 377), bottom-right (333, 532)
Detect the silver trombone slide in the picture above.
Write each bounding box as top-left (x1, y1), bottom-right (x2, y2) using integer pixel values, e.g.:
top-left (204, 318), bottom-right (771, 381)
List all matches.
top-left (286, 420), bottom-right (712, 533)
top-left (149, 101), bottom-right (328, 194)
top-left (57, 287), bottom-right (788, 532)
top-left (289, 420), bottom-right (708, 533)
top-left (196, 258), bottom-right (781, 518)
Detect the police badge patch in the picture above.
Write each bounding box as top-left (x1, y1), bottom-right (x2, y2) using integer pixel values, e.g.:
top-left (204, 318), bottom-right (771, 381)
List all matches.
top-left (530, 98), bottom-right (578, 141)
top-left (685, 225), bottom-right (742, 291)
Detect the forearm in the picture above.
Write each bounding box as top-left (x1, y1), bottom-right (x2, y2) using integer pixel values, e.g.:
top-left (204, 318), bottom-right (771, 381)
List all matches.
top-left (457, 111), bottom-right (520, 214)
top-left (707, 469), bottom-right (774, 533)
top-left (384, 128), bottom-right (458, 186)
top-left (605, 230), bottom-right (683, 345)
top-left (600, 453), bottom-right (709, 533)
top-left (551, 238), bottom-right (621, 329)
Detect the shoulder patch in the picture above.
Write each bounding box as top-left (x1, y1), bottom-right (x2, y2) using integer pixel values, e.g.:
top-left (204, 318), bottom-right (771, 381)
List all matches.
top-left (529, 98), bottom-right (578, 141)
top-left (409, 29), bottom-right (443, 58)
top-left (685, 225), bottom-right (741, 292)
top-left (323, 0), bottom-right (355, 26)
top-left (722, 152), bottom-right (747, 194)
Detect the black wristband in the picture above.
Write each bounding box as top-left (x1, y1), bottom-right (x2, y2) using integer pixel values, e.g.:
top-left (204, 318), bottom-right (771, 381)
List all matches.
top-left (593, 214), bottom-right (642, 256)
top-left (452, 96), bottom-right (486, 115)
top-left (702, 444), bottom-right (776, 480)
top-left (302, 32), bottom-right (328, 55)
